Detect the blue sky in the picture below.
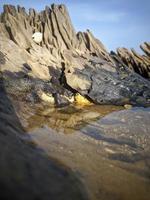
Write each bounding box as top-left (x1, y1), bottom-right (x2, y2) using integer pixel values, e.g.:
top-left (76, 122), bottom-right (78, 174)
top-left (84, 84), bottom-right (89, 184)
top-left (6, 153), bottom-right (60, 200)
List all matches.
top-left (0, 0), bottom-right (150, 53)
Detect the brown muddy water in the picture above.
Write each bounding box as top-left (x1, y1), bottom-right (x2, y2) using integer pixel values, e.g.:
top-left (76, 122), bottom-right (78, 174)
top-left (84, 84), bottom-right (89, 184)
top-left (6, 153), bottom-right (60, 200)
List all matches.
top-left (17, 103), bottom-right (150, 200)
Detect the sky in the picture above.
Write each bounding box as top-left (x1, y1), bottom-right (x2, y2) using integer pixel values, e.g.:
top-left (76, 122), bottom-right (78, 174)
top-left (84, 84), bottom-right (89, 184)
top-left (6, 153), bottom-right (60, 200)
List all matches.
top-left (0, 0), bottom-right (150, 53)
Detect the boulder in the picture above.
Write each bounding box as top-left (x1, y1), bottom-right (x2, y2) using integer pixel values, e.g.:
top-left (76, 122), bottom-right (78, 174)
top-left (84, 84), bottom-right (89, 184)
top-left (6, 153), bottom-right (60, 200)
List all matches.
top-left (64, 60), bottom-right (150, 106)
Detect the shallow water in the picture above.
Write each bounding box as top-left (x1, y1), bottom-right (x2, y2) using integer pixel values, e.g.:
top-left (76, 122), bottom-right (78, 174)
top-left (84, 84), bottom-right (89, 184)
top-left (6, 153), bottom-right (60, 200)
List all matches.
top-left (19, 104), bottom-right (150, 200)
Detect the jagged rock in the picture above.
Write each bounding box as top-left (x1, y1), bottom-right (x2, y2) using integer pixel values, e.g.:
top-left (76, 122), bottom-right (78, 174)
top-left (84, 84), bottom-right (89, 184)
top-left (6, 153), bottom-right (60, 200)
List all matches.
top-left (0, 36), bottom-right (50, 80)
top-left (51, 4), bottom-right (77, 50)
top-left (140, 42), bottom-right (150, 56)
top-left (0, 36), bottom-right (29, 73)
top-left (17, 5), bottom-right (27, 16)
top-left (83, 30), bottom-right (113, 63)
top-left (3, 4), bottom-right (17, 16)
top-left (116, 45), bottom-right (150, 78)
top-left (0, 4), bottom-right (112, 64)
top-left (1, 5), bottom-right (32, 49)
top-left (0, 22), bottom-right (10, 38)
top-left (0, 3), bottom-right (150, 107)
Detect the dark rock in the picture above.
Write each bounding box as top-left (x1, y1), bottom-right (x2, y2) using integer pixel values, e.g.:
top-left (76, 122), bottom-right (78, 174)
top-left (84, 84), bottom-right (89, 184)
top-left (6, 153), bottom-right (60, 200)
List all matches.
top-left (54, 93), bottom-right (70, 107)
top-left (67, 64), bottom-right (150, 106)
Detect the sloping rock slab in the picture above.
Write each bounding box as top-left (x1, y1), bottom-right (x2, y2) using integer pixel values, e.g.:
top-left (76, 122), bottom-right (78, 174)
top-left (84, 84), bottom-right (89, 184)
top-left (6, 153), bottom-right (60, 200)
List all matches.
top-left (66, 64), bottom-right (150, 106)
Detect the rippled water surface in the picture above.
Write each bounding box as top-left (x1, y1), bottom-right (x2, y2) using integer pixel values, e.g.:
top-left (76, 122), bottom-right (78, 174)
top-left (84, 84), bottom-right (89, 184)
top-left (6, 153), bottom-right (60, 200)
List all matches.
top-left (19, 104), bottom-right (150, 200)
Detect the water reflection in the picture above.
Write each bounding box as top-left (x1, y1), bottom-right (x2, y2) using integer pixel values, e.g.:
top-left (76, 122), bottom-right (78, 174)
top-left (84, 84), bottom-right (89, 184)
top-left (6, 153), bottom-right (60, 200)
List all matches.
top-left (23, 104), bottom-right (123, 133)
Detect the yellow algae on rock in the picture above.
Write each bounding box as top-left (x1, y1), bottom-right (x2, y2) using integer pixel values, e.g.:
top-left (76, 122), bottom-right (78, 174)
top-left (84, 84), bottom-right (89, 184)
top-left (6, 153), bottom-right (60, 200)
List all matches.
top-left (38, 91), bottom-right (55, 104)
top-left (75, 93), bottom-right (93, 106)
top-left (124, 104), bottom-right (132, 109)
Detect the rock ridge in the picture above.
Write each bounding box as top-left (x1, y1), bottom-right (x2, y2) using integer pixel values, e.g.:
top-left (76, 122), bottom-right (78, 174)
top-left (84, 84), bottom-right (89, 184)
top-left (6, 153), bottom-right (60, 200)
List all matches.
top-left (0, 4), bottom-right (150, 107)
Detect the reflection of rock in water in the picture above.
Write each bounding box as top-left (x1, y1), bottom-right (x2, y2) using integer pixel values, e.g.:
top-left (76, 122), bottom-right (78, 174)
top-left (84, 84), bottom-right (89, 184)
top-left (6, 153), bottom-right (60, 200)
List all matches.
top-left (20, 104), bottom-right (122, 133)
top-left (0, 74), bottom-right (88, 199)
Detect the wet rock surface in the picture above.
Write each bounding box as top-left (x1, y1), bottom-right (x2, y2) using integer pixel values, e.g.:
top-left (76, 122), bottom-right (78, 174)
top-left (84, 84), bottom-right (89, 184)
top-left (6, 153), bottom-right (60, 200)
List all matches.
top-left (68, 63), bottom-right (150, 106)
top-left (18, 104), bottom-right (150, 200)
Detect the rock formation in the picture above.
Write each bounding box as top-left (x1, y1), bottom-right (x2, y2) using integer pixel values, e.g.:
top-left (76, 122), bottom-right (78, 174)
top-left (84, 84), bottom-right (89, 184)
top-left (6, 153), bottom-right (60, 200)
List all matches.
top-left (0, 4), bottom-right (150, 107)
top-left (113, 43), bottom-right (150, 79)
